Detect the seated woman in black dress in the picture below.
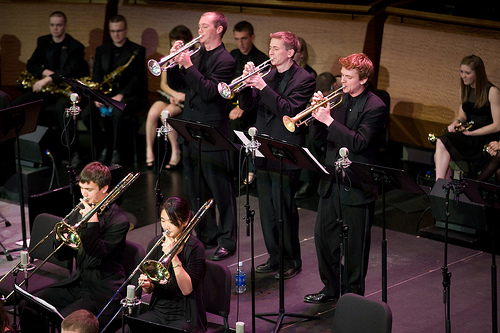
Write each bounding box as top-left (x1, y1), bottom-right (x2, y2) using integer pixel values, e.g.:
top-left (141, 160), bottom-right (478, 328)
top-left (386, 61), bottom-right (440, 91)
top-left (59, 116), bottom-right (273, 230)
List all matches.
top-left (135, 197), bottom-right (206, 333)
top-left (434, 55), bottom-right (500, 180)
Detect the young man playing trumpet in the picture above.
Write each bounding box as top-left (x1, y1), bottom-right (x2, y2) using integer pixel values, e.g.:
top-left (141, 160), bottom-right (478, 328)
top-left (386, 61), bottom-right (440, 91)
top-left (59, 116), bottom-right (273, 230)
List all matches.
top-left (304, 53), bottom-right (388, 303)
top-left (20, 161), bottom-right (130, 331)
top-left (239, 31), bottom-right (316, 279)
top-left (167, 11), bottom-right (237, 261)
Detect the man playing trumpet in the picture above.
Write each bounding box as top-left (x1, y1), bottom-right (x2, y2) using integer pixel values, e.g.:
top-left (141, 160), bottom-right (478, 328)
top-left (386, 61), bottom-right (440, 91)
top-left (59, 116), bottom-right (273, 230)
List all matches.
top-left (167, 11), bottom-right (237, 261)
top-left (239, 31), bottom-right (316, 279)
top-left (303, 53), bottom-right (388, 303)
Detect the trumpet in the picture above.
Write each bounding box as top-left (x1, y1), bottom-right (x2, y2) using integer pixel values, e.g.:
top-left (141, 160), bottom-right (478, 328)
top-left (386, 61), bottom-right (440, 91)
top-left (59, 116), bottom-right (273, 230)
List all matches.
top-left (148, 35), bottom-right (202, 76)
top-left (218, 58), bottom-right (273, 99)
top-left (1, 172), bottom-right (139, 301)
top-left (483, 144), bottom-right (498, 156)
top-left (428, 120), bottom-right (474, 145)
top-left (283, 85), bottom-right (345, 132)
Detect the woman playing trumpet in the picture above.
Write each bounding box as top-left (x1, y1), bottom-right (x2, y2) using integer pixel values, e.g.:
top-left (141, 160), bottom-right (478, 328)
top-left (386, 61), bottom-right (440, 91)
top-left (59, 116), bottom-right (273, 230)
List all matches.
top-left (434, 55), bottom-right (500, 180)
top-left (134, 197), bottom-right (206, 333)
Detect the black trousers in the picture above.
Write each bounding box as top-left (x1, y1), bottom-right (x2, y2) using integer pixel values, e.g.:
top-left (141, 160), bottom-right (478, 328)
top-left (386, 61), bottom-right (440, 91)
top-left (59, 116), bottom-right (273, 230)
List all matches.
top-left (256, 168), bottom-right (301, 269)
top-left (183, 141), bottom-right (237, 251)
top-left (314, 182), bottom-right (374, 297)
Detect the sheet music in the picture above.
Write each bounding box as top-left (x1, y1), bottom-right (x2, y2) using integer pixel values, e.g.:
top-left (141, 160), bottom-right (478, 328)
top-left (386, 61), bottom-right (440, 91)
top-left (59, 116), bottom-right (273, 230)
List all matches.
top-left (302, 147), bottom-right (329, 175)
top-left (234, 130), bottom-right (264, 158)
top-left (15, 285), bottom-right (64, 320)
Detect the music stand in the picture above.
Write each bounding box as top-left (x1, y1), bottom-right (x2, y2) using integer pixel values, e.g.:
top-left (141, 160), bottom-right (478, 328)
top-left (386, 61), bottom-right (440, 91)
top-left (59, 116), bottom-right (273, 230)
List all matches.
top-left (60, 76), bottom-right (126, 161)
top-left (15, 284), bottom-right (64, 333)
top-left (461, 178), bottom-right (500, 333)
top-left (348, 161), bottom-right (431, 303)
top-left (253, 135), bottom-right (325, 333)
top-left (166, 118), bottom-right (239, 211)
top-left (0, 99), bottom-right (43, 252)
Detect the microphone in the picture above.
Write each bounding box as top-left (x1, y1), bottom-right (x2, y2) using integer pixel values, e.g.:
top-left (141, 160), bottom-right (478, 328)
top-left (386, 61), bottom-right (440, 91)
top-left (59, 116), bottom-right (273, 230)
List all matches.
top-left (65, 93), bottom-right (81, 118)
top-left (248, 127), bottom-right (258, 160)
top-left (335, 147), bottom-right (351, 172)
top-left (20, 251), bottom-right (29, 270)
top-left (157, 110), bottom-right (172, 140)
top-left (126, 284), bottom-right (135, 304)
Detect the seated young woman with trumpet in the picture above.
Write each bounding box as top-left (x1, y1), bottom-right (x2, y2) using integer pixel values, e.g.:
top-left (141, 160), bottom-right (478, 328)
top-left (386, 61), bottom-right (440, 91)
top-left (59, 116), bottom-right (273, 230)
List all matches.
top-left (434, 55), bottom-right (500, 180)
top-left (134, 197), bottom-right (207, 333)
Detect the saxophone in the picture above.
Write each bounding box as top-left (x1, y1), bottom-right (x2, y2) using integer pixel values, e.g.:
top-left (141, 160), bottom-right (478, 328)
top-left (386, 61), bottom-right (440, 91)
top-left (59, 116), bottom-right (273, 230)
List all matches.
top-left (17, 70), bottom-right (72, 97)
top-left (79, 53), bottom-right (136, 94)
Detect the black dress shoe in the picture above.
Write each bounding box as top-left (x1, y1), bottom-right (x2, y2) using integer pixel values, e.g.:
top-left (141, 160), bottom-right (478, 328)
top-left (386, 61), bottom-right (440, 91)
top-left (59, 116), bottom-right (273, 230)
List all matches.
top-left (211, 247), bottom-right (234, 261)
top-left (98, 147), bottom-right (109, 163)
top-left (256, 261), bottom-right (279, 273)
top-left (294, 182), bottom-right (316, 199)
top-left (303, 292), bottom-right (338, 304)
top-left (275, 266), bottom-right (301, 280)
top-left (111, 150), bottom-right (121, 165)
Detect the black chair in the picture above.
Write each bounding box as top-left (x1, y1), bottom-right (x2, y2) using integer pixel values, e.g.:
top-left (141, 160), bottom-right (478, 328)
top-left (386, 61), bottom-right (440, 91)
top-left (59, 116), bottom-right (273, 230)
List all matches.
top-left (203, 260), bottom-right (232, 333)
top-left (331, 293), bottom-right (392, 333)
top-left (0, 213), bottom-right (73, 303)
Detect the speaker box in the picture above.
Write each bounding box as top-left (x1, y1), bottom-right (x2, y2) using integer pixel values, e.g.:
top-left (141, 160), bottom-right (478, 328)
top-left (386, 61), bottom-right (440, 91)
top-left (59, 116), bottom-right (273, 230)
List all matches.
top-left (429, 178), bottom-right (491, 232)
top-left (17, 125), bottom-right (49, 166)
top-left (28, 164), bottom-right (123, 231)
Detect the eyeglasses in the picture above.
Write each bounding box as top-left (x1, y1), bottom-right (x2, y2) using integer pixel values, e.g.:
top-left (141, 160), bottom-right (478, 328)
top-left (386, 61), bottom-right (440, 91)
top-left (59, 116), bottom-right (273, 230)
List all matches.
top-left (110, 29), bottom-right (126, 34)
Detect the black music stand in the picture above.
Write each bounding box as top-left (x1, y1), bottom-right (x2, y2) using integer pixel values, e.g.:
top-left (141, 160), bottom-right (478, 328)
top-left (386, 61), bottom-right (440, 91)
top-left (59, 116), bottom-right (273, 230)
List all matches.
top-left (60, 76), bottom-right (126, 161)
top-left (461, 178), bottom-right (499, 333)
top-left (0, 99), bottom-right (43, 252)
top-left (166, 118), bottom-right (239, 211)
top-left (15, 285), bottom-right (64, 333)
top-left (253, 135), bottom-right (325, 333)
top-left (348, 161), bottom-right (431, 303)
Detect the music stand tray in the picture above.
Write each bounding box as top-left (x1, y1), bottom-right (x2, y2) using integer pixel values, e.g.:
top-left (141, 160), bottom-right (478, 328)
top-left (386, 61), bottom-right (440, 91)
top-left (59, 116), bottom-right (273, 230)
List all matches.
top-left (15, 285), bottom-right (64, 330)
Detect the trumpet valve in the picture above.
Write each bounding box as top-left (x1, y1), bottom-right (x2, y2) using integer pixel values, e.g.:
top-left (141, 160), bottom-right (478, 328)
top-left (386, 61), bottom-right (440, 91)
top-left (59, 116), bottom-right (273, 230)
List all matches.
top-left (428, 133), bottom-right (437, 145)
top-left (218, 82), bottom-right (232, 100)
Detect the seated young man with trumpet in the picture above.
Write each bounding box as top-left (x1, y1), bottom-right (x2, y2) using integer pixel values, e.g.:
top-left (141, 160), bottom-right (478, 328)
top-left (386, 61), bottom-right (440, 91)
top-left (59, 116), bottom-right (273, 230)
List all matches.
top-left (135, 196), bottom-right (207, 333)
top-left (20, 161), bottom-right (131, 331)
top-left (238, 31), bottom-right (316, 280)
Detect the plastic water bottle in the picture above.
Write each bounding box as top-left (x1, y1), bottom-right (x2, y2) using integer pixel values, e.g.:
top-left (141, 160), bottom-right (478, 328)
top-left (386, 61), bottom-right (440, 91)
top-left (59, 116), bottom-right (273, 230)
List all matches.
top-left (235, 261), bottom-right (246, 294)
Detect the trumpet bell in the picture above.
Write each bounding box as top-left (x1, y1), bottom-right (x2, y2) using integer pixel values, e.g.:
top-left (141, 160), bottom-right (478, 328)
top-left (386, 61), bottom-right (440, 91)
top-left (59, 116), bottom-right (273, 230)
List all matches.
top-left (55, 221), bottom-right (82, 249)
top-left (218, 82), bottom-right (232, 100)
top-left (142, 259), bottom-right (170, 284)
top-left (283, 116), bottom-right (296, 132)
top-left (148, 59), bottom-right (162, 77)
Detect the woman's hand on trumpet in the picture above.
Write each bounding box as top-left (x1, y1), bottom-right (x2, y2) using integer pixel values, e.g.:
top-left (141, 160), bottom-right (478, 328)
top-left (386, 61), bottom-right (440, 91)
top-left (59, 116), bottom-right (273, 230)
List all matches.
top-left (243, 62), bottom-right (266, 90)
top-left (487, 141), bottom-right (500, 156)
top-left (138, 273), bottom-right (154, 294)
top-left (311, 91), bottom-right (334, 127)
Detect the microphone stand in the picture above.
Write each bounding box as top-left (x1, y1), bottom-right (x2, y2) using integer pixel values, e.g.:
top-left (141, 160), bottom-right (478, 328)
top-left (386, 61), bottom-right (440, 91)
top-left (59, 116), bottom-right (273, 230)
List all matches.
top-left (441, 171), bottom-right (466, 333)
top-left (154, 116), bottom-right (172, 236)
top-left (334, 151), bottom-right (351, 297)
top-left (64, 95), bottom-right (81, 206)
top-left (243, 132), bottom-right (259, 333)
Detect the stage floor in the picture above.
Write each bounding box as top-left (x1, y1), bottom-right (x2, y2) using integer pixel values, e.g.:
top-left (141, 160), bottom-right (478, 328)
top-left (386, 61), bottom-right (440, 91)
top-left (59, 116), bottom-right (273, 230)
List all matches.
top-left (1, 159), bottom-right (498, 332)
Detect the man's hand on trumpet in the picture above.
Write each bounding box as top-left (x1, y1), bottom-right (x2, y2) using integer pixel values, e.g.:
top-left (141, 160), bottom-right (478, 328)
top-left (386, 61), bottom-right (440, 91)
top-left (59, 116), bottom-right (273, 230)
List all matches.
top-left (311, 91), bottom-right (334, 127)
top-left (170, 40), bottom-right (193, 69)
top-left (243, 61), bottom-right (267, 90)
